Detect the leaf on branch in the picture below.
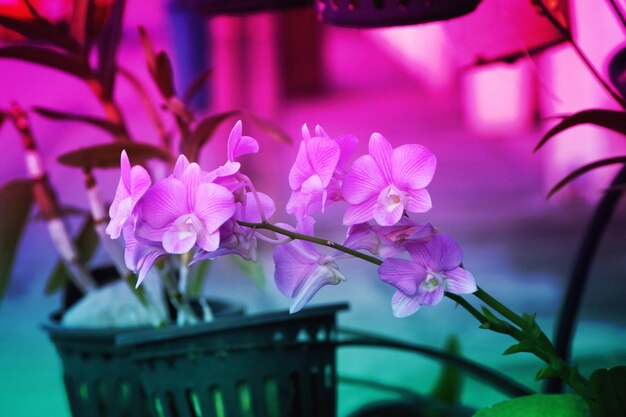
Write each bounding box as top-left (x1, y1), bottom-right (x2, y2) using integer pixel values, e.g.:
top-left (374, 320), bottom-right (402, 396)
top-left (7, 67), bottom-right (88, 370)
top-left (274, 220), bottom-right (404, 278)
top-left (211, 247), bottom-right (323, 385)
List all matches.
top-left (57, 142), bottom-right (173, 169)
top-left (183, 68), bottom-right (213, 105)
top-left (154, 51), bottom-right (176, 99)
top-left (431, 335), bottom-right (463, 406)
top-left (22, 0), bottom-right (42, 18)
top-left (535, 365), bottom-right (558, 381)
top-left (181, 110), bottom-right (240, 161)
top-left (588, 366), bottom-right (626, 417)
top-left (138, 26), bottom-right (156, 75)
top-left (472, 394), bottom-right (590, 417)
top-left (535, 109), bottom-right (626, 152)
top-left (503, 340), bottom-right (537, 356)
top-left (0, 45), bottom-right (91, 79)
top-left (0, 180), bottom-right (34, 302)
top-left (96, 0), bottom-right (126, 98)
top-left (33, 106), bottom-right (124, 136)
top-left (45, 216), bottom-right (98, 295)
top-left (547, 157), bottom-right (626, 198)
top-left (247, 112), bottom-right (292, 144)
top-left (0, 15), bottom-right (81, 52)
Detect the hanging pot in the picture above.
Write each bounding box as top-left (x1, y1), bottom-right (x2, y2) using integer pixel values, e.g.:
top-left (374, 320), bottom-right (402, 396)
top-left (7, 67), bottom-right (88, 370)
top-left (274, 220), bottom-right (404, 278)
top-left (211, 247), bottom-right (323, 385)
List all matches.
top-left (315, 0), bottom-right (481, 28)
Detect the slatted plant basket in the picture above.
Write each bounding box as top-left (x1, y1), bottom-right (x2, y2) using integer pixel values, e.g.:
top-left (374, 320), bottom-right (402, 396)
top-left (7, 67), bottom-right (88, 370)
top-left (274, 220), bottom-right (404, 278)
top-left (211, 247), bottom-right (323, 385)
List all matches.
top-left (118, 303), bottom-right (348, 417)
top-left (43, 299), bottom-right (244, 417)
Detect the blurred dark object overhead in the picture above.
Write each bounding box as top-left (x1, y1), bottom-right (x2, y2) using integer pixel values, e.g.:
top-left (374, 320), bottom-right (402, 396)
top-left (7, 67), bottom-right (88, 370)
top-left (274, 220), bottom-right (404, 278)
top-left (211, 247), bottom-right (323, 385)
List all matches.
top-left (444, 0), bottom-right (570, 66)
top-left (183, 0), bottom-right (311, 15)
top-left (316, 0), bottom-right (481, 28)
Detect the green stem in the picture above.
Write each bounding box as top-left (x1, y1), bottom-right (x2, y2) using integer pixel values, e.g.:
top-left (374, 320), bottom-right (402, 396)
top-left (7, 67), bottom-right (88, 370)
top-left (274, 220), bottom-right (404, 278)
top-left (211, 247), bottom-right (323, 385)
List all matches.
top-left (474, 287), bottom-right (527, 330)
top-left (237, 221), bottom-right (383, 266)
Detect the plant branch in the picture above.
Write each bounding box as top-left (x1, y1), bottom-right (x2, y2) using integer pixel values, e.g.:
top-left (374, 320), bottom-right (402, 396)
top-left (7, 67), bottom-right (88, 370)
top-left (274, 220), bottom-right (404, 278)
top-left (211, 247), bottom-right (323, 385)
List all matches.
top-left (237, 221), bottom-right (384, 266)
top-left (607, 0), bottom-right (626, 32)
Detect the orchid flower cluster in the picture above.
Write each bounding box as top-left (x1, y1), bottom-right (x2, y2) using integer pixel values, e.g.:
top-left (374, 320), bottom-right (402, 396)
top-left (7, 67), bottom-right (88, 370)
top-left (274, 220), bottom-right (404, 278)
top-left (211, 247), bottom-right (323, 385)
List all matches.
top-left (107, 120), bottom-right (476, 318)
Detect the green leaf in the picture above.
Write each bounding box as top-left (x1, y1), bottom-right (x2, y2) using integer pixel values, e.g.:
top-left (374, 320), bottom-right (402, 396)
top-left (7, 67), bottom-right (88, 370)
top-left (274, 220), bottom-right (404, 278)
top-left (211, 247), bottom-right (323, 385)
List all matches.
top-left (481, 306), bottom-right (504, 324)
top-left (231, 256), bottom-right (265, 289)
top-left (183, 68), bottom-right (213, 105)
top-left (547, 157), bottom-right (626, 198)
top-left (503, 340), bottom-right (536, 356)
top-left (0, 45), bottom-right (91, 79)
top-left (535, 109), bottom-right (626, 152)
top-left (247, 113), bottom-right (292, 144)
top-left (0, 15), bottom-right (81, 52)
top-left (33, 106), bottom-right (124, 136)
top-left (57, 142), bottom-right (172, 169)
top-left (138, 26), bottom-right (156, 75)
top-left (181, 110), bottom-right (240, 161)
top-left (0, 180), bottom-right (34, 302)
top-left (472, 394), bottom-right (590, 417)
top-left (45, 216), bottom-right (98, 295)
top-left (535, 365), bottom-right (558, 381)
top-left (154, 51), bottom-right (175, 99)
top-left (587, 366), bottom-right (626, 417)
top-left (431, 335), bottom-right (463, 406)
top-left (122, 272), bottom-right (147, 306)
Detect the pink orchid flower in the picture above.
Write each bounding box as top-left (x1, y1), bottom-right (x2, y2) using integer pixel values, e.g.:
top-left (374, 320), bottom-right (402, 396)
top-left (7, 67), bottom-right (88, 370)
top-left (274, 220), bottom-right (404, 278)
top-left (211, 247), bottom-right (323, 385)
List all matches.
top-left (342, 133), bottom-right (436, 226)
top-left (194, 191), bottom-right (276, 262)
top-left (139, 155), bottom-right (236, 255)
top-left (344, 218), bottom-right (435, 259)
top-left (273, 217), bottom-right (345, 313)
top-left (286, 124), bottom-right (357, 220)
top-left (378, 234), bottom-right (476, 317)
top-left (106, 150), bottom-right (151, 239)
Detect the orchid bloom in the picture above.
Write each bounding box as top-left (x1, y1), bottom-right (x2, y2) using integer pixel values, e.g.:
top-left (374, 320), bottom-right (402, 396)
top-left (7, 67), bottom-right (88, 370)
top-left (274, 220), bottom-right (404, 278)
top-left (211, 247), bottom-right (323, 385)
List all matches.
top-left (273, 217), bottom-right (345, 313)
top-left (195, 191), bottom-right (276, 262)
top-left (344, 218), bottom-right (435, 259)
top-left (106, 150), bottom-right (151, 239)
top-left (342, 133), bottom-right (436, 226)
top-left (286, 124), bottom-right (357, 220)
top-left (122, 220), bottom-right (166, 286)
top-left (138, 155), bottom-right (236, 255)
top-left (378, 234), bottom-right (477, 317)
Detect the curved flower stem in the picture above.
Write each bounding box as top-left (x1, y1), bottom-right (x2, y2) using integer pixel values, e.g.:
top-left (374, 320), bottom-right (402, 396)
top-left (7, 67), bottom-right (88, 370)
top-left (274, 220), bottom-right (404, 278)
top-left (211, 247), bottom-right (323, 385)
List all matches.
top-left (237, 220), bottom-right (384, 266)
top-left (607, 0), bottom-right (626, 32)
top-left (534, 0), bottom-right (626, 109)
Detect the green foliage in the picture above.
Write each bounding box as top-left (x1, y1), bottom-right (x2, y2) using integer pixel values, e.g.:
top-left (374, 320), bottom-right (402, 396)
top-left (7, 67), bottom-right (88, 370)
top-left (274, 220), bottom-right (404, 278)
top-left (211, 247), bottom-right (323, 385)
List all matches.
top-left (547, 157), bottom-right (626, 198)
top-left (45, 217), bottom-right (98, 295)
top-left (34, 107), bottom-right (125, 137)
top-left (188, 260), bottom-right (211, 298)
top-left (587, 366), bottom-right (626, 417)
top-left (182, 111), bottom-right (241, 161)
top-left (535, 109), bottom-right (626, 152)
top-left (473, 394), bottom-right (590, 417)
top-left (57, 142), bottom-right (172, 169)
top-left (0, 180), bottom-right (34, 302)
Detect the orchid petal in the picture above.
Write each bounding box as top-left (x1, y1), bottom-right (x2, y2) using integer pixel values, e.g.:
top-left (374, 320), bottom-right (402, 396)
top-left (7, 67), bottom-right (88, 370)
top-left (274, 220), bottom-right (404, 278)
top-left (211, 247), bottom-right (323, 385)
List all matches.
top-left (391, 291), bottom-right (421, 318)
top-left (445, 267), bottom-right (477, 294)
top-left (314, 124), bottom-right (329, 138)
top-left (181, 162), bottom-right (204, 208)
top-left (342, 155), bottom-right (385, 205)
top-left (392, 144), bottom-right (436, 190)
top-left (289, 141), bottom-right (313, 190)
top-left (378, 257), bottom-right (425, 296)
top-left (242, 191), bottom-right (275, 223)
top-left (286, 190), bottom-right (310, 220)
top-left (194, 183), bottom-right (235, 233)
top-left (417, 283), bottom-right (444, 306)
top-left (106, 198), bottom-right (132, 239)
top-left (306, 137), bottom-right (340, 186)
top-left (405, 188), bottom-right (432, 213)
top-left (129, 165), bottom-right (151, 206)
top-left (197, 229), bottom-right (221, 252)
top-left (141, 178), bottom-right (189, 229)
top-left (373, 185), bottom-right (406, 226)
top-left (228, 121), bottom-right (259, 161)
top-left (136, 249), bottom-right (165, 287)
top-left (289, 264), bottom-right (344, 313)
top-left (335, 134), bottom-right (358, 171)
top-left (343, 196), bottom-right (377, 225)
top-left (173, 154), bottom-right (190, 179)
top-left (368, 133), bottom-right (394, 181)
top-left (427, 234), bottom-right (463, 272)
top-left (344, 223), bottom-right (380, 254)
top-left (301, 123), bottom-right (311, 142)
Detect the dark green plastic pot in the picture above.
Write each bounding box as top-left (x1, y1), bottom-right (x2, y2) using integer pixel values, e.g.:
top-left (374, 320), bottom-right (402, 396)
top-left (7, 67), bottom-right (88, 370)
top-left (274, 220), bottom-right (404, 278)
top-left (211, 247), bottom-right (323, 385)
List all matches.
top-left (43, 299), bottom-right (243, 417)
top-left (119, 303), bottom-right (348, 417)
